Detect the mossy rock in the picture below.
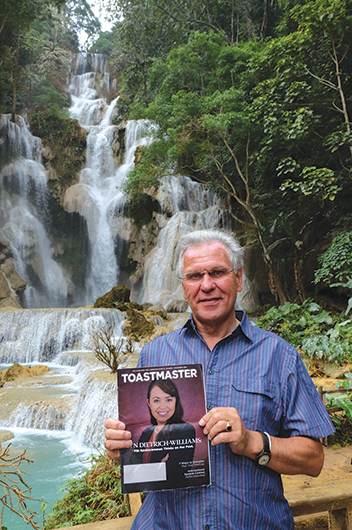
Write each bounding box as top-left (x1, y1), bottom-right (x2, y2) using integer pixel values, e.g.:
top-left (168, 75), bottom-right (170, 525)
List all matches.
top-left (123, 307), bottom-right (155, 340)
top-left (94, 286), bottom-right (131, 308)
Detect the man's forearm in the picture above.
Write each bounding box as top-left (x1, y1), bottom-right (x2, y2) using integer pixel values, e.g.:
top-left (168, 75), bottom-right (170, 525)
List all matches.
top-left (243, 431), bottom-right (324, 477)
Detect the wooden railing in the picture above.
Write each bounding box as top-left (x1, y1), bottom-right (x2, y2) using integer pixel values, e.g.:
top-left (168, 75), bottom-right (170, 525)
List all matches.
top-left (287, 482), bottom-right (352, 530)
top-left (70, 487), bottom-right (352, 530)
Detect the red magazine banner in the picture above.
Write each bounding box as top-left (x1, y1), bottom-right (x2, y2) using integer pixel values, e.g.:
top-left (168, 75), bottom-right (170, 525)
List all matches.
top-left (118, 363), bottom-right (211, 493)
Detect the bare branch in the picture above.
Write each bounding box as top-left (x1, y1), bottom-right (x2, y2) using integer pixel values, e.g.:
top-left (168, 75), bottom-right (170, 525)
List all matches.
top-left (88, 321), bottom-right (134, 373)
top-left (304, 66), bottom-right (338, 91)
top-left (0, 444), bottom-right (42, 529)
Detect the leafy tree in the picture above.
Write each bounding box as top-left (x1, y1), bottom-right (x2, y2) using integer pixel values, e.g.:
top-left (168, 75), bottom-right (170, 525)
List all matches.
top-left (104, 0), bottom-right (285, 112)
top-left (123, 32), bottom-right (290, 303)
top-left (57, 0), bottom-right (101, 49)
top-left (290, 0), bottom-right (352, 158)
top-left (0, 0), bottom-right (67, 117)
top-left (122, 2), bottom-right (352, 302)
top-left (89, 31), bottom-right (114, 55)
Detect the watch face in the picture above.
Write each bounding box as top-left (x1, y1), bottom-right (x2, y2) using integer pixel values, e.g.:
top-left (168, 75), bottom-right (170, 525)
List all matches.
top-left (258, 454), bottom-right (270, 466)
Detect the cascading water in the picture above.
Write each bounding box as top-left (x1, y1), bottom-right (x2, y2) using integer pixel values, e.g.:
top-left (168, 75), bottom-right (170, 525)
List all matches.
top-left (0, 308), bottom-right (124, 435)
top-left (136, 174), bottom-right (232, 307)
top-left (0, 306), bottom-right (126, 529)
top-left (65, 53), bottom-right (157, 304)
top-left (0, 115), bottom-right (69, 307)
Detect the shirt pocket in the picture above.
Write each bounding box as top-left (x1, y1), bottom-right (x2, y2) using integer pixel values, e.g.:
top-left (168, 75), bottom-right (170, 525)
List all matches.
top-left (231, 378), bottom-right (279, 432)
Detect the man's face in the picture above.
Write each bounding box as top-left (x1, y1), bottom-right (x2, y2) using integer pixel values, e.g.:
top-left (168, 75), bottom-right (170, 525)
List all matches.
top-left (181, 242), bottom-right (243, 329)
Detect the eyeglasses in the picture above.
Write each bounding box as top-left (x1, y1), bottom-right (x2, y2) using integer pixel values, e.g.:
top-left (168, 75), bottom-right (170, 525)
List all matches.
top-left (179, 268), bottom-right (236, 284)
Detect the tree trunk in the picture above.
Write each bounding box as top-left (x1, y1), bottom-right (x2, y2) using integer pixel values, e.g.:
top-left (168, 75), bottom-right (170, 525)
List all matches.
top-left (294, 249), bottom-right (306, 303)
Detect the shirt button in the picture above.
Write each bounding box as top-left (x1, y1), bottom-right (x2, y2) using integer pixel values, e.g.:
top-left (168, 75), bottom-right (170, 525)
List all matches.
top-left (209, 370), bottom-right (214, 375)
top-left (206, 404), bottom-right (212, 410)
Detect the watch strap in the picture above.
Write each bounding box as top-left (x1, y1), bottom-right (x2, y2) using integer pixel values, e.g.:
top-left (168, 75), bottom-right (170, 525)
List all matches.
top-left (255, 431), bottom-right (271, 467)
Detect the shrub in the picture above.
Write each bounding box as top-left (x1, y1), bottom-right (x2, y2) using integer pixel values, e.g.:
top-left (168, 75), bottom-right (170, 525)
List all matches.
top-left (43, 454), bottom-right (128, 529)
top-left (314, 231), bottom-right (352, 285)
top-left (256, 299), bottom-right (352, 364)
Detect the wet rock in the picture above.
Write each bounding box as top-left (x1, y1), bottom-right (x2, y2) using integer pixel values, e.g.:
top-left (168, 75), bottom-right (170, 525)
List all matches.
top-left (42, 338), bottom-right (60, 361)
top-left (0, 271), bottom-right (21, 309)
top-left (94, 285), bottom-right (130, 308)
top-left (148, 304), bottom-right (165, 313)
top-left (1, 259), bottom-right (27, 294)
top-left (166, 300), bottom-right (189, 313)
top-left (122, 307), bottom-right (155, 340)
top-left (0, 363), bottom-right (50, 385)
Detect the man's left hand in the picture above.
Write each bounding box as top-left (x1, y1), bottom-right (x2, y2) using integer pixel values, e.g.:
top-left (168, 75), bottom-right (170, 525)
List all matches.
top-left (199, 406), bottom-right (261, 458)
top-left (199, 406), bottom-right (325, 477)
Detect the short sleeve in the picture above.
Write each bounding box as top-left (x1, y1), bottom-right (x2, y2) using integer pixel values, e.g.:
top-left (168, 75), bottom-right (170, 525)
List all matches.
top-left (282, 350), bottom-right (335, 439)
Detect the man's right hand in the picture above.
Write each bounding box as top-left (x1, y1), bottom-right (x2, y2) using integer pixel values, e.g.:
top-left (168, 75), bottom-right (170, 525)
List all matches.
top-left (104, 418), bottom-right (133, 460)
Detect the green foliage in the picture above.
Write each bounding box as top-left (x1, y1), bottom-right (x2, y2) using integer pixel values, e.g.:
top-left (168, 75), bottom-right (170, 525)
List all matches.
top-left (301, 335), bottom-right (352, 364)
top-left (122, 139), bottom-right (170, 206)
top-left (326, 393), bottom-right (352, 422)
top-left (89, 33), bottom-right (114, 55)
top-left (119, 18), bottom-right (352, 301)
top-left (30, 104), bottom-right (87, 185)
top-left (43, 454), bottom-right (128, 529)
top-left (32, 80), bottom-right (70, 110)
top-left (327, 403), bottom-right (352, 446)
top-left (315, 232), bottom-right (352, 285)
top-left (105, 0), bottom-right (279, 112)
top-left (279, 166), bottom-right (341, 204)
top-left (257, 299), bottom-right (352, 364)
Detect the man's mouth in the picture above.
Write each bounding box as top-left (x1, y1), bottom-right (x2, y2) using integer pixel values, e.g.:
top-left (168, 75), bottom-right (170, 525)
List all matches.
top-left (199, 297), bottom-right (221, 303)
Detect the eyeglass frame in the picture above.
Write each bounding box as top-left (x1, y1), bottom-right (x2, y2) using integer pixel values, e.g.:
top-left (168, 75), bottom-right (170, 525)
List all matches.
top-left (178, 267), bottom-right (237, 283)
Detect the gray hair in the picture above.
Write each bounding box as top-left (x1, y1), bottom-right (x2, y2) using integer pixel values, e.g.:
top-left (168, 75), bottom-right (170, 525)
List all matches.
top-left (175, 229), bottom-right (245, 278)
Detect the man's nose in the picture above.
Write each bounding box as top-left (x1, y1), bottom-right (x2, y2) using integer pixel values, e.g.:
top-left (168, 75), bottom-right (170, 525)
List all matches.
top-left (200, 272), bottom-right (215, 289)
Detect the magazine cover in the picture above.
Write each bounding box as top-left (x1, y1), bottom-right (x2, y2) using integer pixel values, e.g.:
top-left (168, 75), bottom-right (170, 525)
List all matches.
top-left (117, 363), bottom-right (211, 493)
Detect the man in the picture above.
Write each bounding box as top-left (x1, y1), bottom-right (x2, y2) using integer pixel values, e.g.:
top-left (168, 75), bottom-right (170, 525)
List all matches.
top-left (105, 229), bottom-right (334, 530)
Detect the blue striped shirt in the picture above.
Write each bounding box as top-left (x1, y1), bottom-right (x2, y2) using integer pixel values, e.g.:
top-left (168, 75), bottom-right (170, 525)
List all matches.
top-left (131, 311), bottom-right (335, 530)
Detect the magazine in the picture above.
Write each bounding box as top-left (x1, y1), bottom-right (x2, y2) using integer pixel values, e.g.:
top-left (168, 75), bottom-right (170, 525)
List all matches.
top-left (117, 363), bottom-right (211, 493)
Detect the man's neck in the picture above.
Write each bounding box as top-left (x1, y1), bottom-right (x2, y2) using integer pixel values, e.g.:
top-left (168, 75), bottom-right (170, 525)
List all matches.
top-left (193, 312), bottom-right (240, 351)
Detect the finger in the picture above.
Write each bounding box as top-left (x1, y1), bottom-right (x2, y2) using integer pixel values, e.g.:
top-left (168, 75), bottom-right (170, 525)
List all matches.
top-left (201, 408), bottom-right (237, 435)
top-left (104, 418), bottom-right (125, 430)
top-left (207, 419), bottom-right (234, 440)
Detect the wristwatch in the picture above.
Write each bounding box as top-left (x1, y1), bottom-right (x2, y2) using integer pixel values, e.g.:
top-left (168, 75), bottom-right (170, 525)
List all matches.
top-left (255, 431), bottom-right (271, 467)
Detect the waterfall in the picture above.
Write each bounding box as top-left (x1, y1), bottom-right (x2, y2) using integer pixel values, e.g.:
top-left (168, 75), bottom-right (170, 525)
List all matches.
top-left (64, 53), bottom-right (157, 305)
top-left (1, 51), bottom-right (257, 312)
top-left (0, 307), bottom-right (123, 364)
top-left (0, 308), bottom-right (123, 447)
top-left (0, 115), bottom-right (69, 307)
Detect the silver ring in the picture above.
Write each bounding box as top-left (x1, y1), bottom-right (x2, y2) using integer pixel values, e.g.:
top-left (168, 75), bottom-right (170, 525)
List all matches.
top-left (226, 421), bottom-right (232, 432)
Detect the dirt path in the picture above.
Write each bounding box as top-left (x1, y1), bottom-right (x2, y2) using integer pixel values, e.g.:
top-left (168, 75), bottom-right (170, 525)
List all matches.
top-left (283, 445), bottom-right (352, 493)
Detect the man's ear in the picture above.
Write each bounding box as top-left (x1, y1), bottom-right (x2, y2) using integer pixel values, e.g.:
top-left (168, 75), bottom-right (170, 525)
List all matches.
top-left (236, 267), bottom-right (244, 293)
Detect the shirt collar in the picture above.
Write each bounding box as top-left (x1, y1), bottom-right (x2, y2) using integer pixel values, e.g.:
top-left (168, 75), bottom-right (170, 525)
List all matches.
top-left (183, 310), bottom-right (253, 342)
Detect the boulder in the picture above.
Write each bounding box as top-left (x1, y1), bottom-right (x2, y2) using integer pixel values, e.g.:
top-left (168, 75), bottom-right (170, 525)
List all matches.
top-left (1, 260), bottom-right (27, 294)
top-left (166, 300), bottom-right (189, 313)
top-left (0, 271), bottom-right (21, 308)
top-left (94, 285), bottom-right (131, 308)
top-left (122, 307), bottom-right (155, 340)
top-left (148, 304), bottom-right (165, 313)
top-left (0, 363), bottom-right (50, 387)
top-left (0, 271), bottom-right (11, 299)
